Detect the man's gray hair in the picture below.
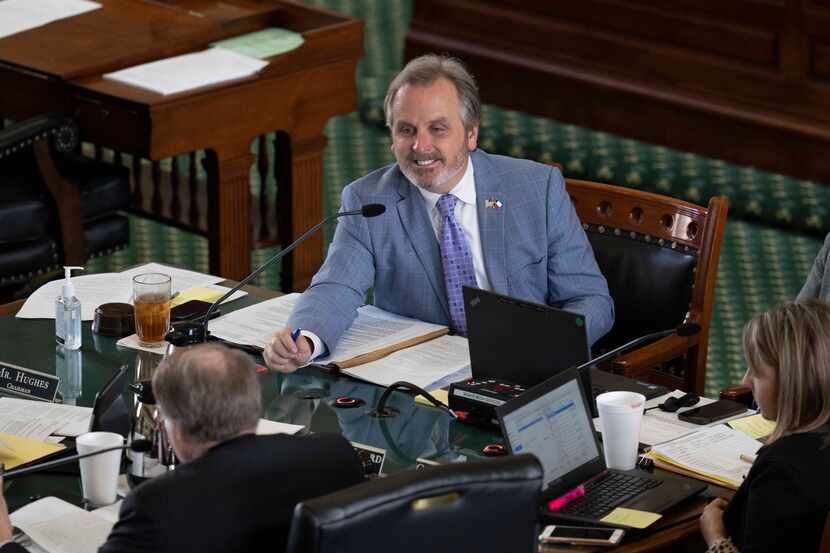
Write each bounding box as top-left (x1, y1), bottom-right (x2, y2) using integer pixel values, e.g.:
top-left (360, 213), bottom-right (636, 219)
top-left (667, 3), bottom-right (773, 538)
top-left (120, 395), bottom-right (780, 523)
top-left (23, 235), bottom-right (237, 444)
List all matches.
top-left (384, 54), bottom-right (480, 131)
top-left (153, 344), bottom-right (261, 443)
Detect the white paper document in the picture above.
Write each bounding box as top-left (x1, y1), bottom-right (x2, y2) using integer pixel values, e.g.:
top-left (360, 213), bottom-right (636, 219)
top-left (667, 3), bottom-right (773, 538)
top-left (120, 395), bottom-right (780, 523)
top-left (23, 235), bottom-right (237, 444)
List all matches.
top-left (320, 306), bottom-right (447, 366)
top-left (650, 425), bottom-right (762, 488)
top-left (16, 263), bottom-right (233, 321)
top-left (0, 0), bottom-right (100, 40)
top-left (0, 398), bottom-right (92, 441)
top-left (593, 390), bottom-right (750, 447)
top-left (255, 419), bottom-right (304, 435)
top-left (209, 295), bottom-right (448, 365)
top-left (11, 497), bottom-right (113, 553)
top-left (343, 335), bottom-right (471, 391)
top-left (209, 293), bottom-right (300, 348)
top-left (104, 48), bottom-right (268, 96)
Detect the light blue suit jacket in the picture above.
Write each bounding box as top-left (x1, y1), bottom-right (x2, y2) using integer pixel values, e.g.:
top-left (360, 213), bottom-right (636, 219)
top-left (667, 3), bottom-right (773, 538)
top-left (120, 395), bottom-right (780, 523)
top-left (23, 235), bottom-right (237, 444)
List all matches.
top-left (288, 149), bottom-right (614, 351)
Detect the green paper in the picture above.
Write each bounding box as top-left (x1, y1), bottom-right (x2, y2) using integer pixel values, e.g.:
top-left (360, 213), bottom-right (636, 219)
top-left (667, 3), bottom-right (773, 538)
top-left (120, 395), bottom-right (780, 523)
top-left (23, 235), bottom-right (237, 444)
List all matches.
top-left (211, 28), bottom-right (304, 60)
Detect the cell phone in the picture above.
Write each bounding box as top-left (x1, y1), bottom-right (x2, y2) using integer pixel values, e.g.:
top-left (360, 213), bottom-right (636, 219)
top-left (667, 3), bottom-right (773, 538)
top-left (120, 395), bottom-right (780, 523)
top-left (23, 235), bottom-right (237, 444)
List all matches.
top-left (539, 525), bottom-right (624, 546)
top-left (170, 299), bottom-right (219, 322)
top-left (677, 399), bottom-right (746, 425)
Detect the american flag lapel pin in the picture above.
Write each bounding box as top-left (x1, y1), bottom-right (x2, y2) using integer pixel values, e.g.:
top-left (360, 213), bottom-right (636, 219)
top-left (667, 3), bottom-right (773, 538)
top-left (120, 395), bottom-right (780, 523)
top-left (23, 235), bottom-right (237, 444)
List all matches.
top-left (485, 198), bottom-right (503, 209)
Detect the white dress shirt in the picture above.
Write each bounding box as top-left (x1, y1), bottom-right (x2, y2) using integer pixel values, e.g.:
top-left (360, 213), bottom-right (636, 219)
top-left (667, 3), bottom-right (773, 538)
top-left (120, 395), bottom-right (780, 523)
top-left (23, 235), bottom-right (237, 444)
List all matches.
top-left (302, 156), bottom-right (490, 360)
top-left (414, 156), bottom-right (492, 292)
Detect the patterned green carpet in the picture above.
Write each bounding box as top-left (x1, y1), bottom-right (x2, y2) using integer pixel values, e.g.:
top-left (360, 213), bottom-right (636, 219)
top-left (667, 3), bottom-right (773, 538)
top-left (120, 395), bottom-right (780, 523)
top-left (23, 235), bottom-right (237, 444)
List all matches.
top-left (87, 0), bottom-right (825, 397)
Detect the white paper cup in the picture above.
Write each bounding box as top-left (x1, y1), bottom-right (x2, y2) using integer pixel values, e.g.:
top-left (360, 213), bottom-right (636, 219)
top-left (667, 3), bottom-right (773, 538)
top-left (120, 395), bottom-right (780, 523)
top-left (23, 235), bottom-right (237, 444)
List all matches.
top-left (76, 431), bottom-right (124, 507)
top-left (596, 391), bottom-right (646, 470)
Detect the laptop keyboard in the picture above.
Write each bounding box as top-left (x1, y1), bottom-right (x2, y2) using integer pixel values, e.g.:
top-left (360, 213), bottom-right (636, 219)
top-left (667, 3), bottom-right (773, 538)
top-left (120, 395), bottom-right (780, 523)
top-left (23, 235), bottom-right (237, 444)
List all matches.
top-left (558, 472), bottom-right (662, 519)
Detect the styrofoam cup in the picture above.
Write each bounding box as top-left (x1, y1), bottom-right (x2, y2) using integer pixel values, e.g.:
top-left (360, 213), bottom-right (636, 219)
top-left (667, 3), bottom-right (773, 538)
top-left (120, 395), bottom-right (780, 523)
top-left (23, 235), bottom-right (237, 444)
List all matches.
top-left (76, 431), bottom-right (124, 507)
top-left (596, 391), bottom-right (645, 470)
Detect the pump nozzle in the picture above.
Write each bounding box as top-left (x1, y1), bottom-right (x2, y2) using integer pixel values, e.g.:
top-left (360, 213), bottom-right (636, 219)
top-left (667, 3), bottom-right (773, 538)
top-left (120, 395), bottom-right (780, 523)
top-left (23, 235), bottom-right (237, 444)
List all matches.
top-left (61, 266), bottom-right (84, 299)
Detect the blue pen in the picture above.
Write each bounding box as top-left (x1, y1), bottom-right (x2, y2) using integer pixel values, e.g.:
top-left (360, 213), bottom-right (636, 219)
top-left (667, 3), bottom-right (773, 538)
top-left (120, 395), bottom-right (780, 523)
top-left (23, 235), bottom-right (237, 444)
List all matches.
top-left (291, 328), bottom-right (302, 343)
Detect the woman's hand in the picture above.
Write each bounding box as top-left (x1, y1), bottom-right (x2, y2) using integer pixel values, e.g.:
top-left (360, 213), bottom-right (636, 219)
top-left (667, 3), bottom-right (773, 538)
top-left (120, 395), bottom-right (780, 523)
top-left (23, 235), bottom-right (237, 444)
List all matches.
top-left (700, 497), bottom-right (729, 547)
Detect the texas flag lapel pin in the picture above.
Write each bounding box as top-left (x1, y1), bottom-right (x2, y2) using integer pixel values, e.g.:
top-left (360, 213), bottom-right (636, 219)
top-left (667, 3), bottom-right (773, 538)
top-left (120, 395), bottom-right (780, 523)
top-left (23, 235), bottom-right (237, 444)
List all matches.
top-left (485, 198), bottom-right (503, 210)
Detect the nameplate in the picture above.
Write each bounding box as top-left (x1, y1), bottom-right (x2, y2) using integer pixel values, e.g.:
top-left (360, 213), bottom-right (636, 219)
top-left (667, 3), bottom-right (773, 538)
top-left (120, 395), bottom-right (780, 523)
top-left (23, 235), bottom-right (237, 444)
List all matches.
top-left (351, 442), bottom-right (386, 477)
top-left (0, 361), bottom-right (60, 402)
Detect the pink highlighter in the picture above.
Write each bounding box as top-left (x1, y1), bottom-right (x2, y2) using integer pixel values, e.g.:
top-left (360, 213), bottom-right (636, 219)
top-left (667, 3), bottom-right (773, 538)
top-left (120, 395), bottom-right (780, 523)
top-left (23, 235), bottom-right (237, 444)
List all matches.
top-left (547, 484), bottom-right (586, 512)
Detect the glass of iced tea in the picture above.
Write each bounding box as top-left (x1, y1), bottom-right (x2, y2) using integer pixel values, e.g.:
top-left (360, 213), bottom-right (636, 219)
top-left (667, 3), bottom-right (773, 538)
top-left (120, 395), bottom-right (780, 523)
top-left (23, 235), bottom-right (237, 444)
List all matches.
top-left (132, 273), bottom-right (172, 347)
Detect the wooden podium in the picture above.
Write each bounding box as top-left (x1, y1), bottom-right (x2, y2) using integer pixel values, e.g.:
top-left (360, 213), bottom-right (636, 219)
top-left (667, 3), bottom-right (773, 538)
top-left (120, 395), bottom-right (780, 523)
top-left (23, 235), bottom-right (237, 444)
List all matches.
top-left (0, 0), bottom-right (364, 289)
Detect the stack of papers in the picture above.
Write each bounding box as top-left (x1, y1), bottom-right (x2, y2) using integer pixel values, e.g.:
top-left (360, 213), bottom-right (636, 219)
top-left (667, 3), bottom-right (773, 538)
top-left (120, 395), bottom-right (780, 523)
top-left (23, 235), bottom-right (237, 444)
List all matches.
top-left (0, 432), bottom-right (65, 471)
top-left (10, 496), bottom-right (115, 553)
top-left (649, 425), bottom-right (763, 489)
top-left (16, 263), bottom-right (245, 321)
top-left (209, 295), bottom-right (471, 391)
top-left (592, 390), bottom-right (748, 447)
top-left (104, 48), bottom-right (268, 96)
top-left (0, 0), bottom-right (100, 40)
top-left (0, 398), bottom-right (92, 440)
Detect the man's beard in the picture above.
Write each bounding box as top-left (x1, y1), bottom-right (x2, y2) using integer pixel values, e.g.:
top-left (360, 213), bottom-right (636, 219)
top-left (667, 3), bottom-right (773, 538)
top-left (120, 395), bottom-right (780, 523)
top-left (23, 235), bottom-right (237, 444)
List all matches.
top-left (400, 148), bottom-right (468, 192)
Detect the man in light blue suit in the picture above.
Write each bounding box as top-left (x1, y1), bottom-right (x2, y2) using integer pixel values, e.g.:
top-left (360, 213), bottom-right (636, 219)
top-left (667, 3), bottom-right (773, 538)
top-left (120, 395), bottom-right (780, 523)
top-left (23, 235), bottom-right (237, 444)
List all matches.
top-left (264, 54), bottom-right (613, 372)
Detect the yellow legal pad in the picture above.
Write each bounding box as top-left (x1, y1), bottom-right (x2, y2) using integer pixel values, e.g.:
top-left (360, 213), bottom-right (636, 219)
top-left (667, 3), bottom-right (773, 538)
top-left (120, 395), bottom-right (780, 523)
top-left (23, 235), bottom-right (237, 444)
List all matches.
top-left (170, 287), bottom-right (225, 307)
top-left (0, 432), bottom-right (65, 470)
top-left (601, 507), bottom-right (662, 529)
top-left (728, 413), bottom-right (776, 440)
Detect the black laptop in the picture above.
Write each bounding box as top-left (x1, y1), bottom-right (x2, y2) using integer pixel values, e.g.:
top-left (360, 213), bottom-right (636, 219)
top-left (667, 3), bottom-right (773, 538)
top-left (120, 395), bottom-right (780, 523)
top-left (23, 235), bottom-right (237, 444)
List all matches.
top-left (464, 287), bottom-right (670, 404)
top-left (463, 287), bottom-right (590, 388)
top-left (496, 367), bottom-right (706, 526)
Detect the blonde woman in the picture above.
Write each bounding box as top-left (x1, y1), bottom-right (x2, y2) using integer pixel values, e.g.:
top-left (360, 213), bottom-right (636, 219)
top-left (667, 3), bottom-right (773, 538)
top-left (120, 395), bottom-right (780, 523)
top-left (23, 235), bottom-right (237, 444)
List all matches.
top-left (700, 301), bottom-right (830, 552)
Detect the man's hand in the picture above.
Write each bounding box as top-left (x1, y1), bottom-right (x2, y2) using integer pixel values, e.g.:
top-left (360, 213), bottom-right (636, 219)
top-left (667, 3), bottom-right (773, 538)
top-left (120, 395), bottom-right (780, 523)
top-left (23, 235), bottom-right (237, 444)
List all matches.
top-left (700, 497), bottom-right (729, 547)
top-left (263, 328), bottom-right (313, 373)
top-left (0, 471), bottom-right (14, 546)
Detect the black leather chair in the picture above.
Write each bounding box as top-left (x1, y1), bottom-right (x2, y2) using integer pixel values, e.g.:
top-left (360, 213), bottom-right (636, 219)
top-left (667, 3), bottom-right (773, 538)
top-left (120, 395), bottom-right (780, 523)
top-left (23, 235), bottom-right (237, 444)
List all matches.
top-left (565, 179), bottom-right (729, 394)
top-left (0, 115), bottom-right (130, 298)
top-left (286, 454), bottom-right (543, 553)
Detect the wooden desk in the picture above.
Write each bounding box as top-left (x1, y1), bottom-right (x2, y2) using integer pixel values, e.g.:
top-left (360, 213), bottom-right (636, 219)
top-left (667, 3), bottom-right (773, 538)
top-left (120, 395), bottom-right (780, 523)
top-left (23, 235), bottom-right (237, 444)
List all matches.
top-left (0, 0), bottom-right (364, 287)
top-left (540, 495), bottom-right (710, 553)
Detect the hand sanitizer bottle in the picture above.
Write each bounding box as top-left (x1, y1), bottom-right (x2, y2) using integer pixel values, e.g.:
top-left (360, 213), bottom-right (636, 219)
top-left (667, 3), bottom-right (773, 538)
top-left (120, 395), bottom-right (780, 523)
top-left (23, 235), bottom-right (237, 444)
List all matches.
top-left (56, 266), bottom-right (84, 350)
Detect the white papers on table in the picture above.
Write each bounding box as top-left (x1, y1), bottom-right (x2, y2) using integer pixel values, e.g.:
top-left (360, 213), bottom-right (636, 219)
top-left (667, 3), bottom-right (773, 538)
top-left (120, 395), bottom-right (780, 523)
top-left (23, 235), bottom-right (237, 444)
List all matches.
top-left (319, 306), bottom-right (447, 366)
top-left (343, 335), bottom-right (470, 391)
top-left (592, 390), bottom-right (750, 447)
top-left (209, 293), bottom-right (300, 349)
top-left (0, 0), bottom-right (100, 40)
top-left (209, 295), bottom-right (449, 364)
top-left (255, 419), bottom-right (303, 435)
top-left (16, 263), bottom-right (239, 321)
top-left (10, 496), bottom-right (113, 553)
top-left (650, 425), bottom-right (762, 489)
top-left (104, 48), bottom-right (268, 96)
top-left (209, 295), bottom-right (467, 390)
top-left (0, 398), bottom-right (92, 441)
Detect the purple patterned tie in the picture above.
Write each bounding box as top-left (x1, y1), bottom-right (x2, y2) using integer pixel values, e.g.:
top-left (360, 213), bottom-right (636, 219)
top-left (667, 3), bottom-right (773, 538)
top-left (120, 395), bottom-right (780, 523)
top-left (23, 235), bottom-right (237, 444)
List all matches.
top-left (437, 194), bottom-right (477, 335)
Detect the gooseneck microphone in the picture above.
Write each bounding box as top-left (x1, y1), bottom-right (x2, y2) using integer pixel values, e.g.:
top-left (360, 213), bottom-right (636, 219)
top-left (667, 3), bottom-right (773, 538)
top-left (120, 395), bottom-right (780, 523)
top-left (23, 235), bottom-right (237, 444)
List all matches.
top-left (573, 322), bottom-right (701, 372)
top-left (3, 439), bottom-right (152, 480)
top-left (164, 204), bottom-right (386, 348)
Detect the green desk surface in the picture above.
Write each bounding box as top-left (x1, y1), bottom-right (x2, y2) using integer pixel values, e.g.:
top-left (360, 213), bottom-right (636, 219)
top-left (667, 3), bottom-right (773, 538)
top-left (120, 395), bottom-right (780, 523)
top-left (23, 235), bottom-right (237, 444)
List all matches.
top-left (0, 292), bottom-right (498, 511)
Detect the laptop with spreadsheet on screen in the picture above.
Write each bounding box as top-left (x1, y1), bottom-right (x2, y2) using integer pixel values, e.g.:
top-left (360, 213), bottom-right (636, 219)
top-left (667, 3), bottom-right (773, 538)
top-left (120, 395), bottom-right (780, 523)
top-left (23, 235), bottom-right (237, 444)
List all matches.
top-left (495, 367), bottom-right (705, 526)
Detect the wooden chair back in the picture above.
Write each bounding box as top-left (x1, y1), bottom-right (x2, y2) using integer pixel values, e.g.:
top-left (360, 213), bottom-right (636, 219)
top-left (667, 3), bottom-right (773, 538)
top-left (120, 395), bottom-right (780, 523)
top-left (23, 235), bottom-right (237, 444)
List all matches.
top-left (565, 178), bottom-right (729, 393)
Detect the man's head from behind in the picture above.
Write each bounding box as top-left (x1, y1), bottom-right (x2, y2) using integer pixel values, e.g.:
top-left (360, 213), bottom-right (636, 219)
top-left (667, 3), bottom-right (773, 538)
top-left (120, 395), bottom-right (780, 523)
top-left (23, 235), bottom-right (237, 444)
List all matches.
top-left (153, 344), bottom-right (261, 462)
top-left (384, 54), bottom-right (480, 194)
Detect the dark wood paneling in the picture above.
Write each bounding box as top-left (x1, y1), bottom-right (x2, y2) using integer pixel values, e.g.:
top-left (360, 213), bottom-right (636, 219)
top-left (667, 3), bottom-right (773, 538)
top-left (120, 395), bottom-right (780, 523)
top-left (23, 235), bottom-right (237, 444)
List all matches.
top-left (406, 0), bottom-right (830, 183)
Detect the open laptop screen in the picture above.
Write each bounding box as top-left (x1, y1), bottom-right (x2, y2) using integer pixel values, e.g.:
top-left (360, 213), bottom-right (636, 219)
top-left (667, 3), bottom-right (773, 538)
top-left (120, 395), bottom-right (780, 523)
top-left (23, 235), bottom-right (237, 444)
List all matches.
top-left (498, 368), bottom-right (606, 496)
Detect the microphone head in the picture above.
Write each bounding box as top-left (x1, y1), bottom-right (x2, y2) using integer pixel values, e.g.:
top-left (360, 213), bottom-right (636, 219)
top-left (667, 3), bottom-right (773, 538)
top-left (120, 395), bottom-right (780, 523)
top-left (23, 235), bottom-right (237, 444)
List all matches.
top-left (361, 204), bottom-right (386, 218)
top-left (130, 439), bottom-right (153, 453)
top-left (676, 323), bottom-right (701, 337)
